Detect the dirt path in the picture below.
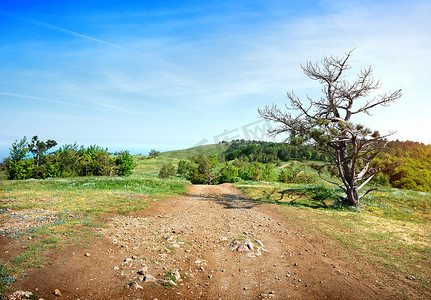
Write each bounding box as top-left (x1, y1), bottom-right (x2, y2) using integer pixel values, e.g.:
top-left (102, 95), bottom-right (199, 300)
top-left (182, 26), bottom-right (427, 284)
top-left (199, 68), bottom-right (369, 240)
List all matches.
top-left (11, 184), bottom-right (394, 299)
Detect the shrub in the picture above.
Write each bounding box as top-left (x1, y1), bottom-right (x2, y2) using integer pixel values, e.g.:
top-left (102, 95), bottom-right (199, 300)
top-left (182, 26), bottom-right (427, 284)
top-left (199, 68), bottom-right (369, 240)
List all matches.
top-left (240, 162), bottom-right (272, 181)
top-left (5, 137), bottom-right (137, 179)
top-left (115, 151), bottom-right (137, 176)
top-left (159, 162), bottom-right (176, 179)
top-left (149, 149), bottom-right (160, 158)
top-left (177, 160), bottom-right (191, 177)
top-left (219, 163), bottom-right (240, 183)
top-left (187, 154), bottom-right (219, 184)
top-left (5, 158), bottom-right (35, 180)
top-left (278, 165), bottom-right (315, 184)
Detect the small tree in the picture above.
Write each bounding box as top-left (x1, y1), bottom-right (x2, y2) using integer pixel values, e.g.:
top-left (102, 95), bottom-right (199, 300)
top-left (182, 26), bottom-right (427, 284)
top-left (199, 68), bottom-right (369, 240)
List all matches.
top-left (5, 137), bottom-right (33, 179)
top-left (149, 149), bottom-right (160, 158)
top-left (158, 162), bottom-right (176, 178)
top-left (28, 136), bottom-right (57, 167)
top-left (259, 50), bottom-right (402, 207)
top-left (9, 136), bottom-right (29, 161)
top-left (188, 154), bottom-right (220, 184)
top-left (115, 151), bottom-right (136, 176)
top-left (177, 160), bottom-right (191, 177)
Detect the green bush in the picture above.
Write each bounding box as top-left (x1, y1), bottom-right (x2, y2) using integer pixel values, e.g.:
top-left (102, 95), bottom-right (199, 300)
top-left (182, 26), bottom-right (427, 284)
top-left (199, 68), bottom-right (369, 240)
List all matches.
top-left (187, 154), bottom-right (219, 184)
top-left (5, 158), bottom-right (35, 180)
top-left (278, 165), bottom-right (315, 184)
top-left (159, 162), bottom-right (176, 179)
top-left (219, 163), bottom-right (240, 183)
top-left (177, 160), bottom-right (191, 177)
top-left (115, 151), bottom-right (136, 176)
top-left (4, 137), bottom-right (137, 180)
top-left (239, 162), bottom-right (272, 181)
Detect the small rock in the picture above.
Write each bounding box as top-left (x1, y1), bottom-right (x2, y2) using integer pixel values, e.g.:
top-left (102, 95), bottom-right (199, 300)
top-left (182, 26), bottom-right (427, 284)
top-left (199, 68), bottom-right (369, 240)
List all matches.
top-left (237, 244), bottom-right (250, 252)
top-left (137, 266), bottom-right (148, 275)
top-left (170, 269), bottom-right (181, 281)
top-left (229, 241), bottom-right (240, 251)
top-left (84, 253), bottom-right (91, 257)
top-left (144, 274), bottom-right (158, 282)
top-left (406, 275), bottom-right (416, 280)
top-left (53, 289), bottom-right (62, 296)
top-left (128, 281), bottom-right (143, 289)
top-left (246, 241), bottom-right (254, 250)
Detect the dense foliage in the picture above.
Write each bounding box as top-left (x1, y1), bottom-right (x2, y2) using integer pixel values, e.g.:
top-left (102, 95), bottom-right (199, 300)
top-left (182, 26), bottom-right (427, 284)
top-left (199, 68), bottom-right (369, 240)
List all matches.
top-left (168, 140), bottom-right (431, 192)
top-left (222, 140), bottom-right (330, 163)
top-left (3, 136), bottom-right (136, 180)
top-left (377, 140), bottom-right (431, 192)
top-left (158, 162), bottom-right (176, 179)
top-left (173, 153), bottom-right (274, 185)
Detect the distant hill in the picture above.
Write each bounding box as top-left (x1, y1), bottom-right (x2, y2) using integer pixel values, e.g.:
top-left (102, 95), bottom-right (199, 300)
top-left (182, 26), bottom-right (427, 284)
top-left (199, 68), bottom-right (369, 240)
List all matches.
top-left (161, 143), bottom-right (229, 160)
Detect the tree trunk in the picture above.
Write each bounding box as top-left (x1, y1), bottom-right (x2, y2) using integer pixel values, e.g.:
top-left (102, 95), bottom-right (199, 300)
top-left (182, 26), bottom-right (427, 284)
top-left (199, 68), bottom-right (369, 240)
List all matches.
top-left (345, 185), bottom-right (360, 207)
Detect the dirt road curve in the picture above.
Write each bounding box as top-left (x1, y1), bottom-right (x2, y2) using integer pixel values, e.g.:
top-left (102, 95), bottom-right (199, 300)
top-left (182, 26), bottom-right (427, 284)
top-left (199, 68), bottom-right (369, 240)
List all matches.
top-left (13, 184), bottom-right (393, 299)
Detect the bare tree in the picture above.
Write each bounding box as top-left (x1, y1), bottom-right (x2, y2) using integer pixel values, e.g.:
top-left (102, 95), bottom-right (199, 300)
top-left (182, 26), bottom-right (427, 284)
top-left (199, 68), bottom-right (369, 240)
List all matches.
top-left (258, 50), bottom-right (402, 207)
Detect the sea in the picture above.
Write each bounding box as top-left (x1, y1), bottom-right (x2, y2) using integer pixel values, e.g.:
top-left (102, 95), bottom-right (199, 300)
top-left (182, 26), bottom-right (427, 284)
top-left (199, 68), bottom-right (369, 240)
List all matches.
top-left (0, 145), bottom-right (176, 162)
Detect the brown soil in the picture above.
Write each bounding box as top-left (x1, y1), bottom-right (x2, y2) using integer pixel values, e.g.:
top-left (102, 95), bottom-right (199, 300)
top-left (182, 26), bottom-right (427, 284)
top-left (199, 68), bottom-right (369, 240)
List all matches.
top-left (5, 184), bottom-right (397, 299)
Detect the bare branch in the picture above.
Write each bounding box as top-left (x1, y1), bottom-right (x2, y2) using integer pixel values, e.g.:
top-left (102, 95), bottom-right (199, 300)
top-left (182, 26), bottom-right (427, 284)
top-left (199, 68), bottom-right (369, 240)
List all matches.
top-left (258, 50), bottom-right (402, 207)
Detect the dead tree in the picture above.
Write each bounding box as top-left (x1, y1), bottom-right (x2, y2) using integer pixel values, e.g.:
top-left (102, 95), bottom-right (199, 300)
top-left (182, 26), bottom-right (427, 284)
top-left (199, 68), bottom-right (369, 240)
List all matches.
top-left (258, 50), bottom-right (402, 207)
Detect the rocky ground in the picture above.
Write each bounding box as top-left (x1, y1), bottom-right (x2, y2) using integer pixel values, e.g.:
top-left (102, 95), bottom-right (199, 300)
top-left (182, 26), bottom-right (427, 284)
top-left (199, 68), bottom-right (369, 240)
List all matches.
top-left (6, 184), bottom-right (395, 299)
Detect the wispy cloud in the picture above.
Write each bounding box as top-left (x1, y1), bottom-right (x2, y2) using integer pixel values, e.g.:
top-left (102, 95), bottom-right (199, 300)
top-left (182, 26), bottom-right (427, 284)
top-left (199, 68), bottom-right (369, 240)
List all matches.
top-left (0, 91), bottom-right (90, 108)
top-left (1, 0), bottom-right (430, 150)
top-left (0, 9), bottom-right (139, 53)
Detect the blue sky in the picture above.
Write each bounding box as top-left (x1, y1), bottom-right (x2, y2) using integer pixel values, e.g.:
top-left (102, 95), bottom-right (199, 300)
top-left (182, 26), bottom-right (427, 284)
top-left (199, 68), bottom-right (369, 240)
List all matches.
top-left (1, 0), bottom-right (430, 159)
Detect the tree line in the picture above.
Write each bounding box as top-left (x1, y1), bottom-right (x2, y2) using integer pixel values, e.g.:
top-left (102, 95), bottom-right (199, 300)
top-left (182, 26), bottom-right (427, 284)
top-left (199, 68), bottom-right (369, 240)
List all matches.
top-left (158, 140), bottom-right (321, 185)
top-left (159, 154), bottom-right (275, 184)
top-left (222, 140), bottom-right (331, 163)
top-left (156, 138), bottom-right (431, 194)
top-left (374, 140), bottom-right (431, 192)
top-left (1, 136), bottom-right (136, 180)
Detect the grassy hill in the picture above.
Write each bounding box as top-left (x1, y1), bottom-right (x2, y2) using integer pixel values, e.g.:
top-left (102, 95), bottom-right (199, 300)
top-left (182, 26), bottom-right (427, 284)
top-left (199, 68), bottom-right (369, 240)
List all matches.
top-left (161, 143), bottom-right (229, 160)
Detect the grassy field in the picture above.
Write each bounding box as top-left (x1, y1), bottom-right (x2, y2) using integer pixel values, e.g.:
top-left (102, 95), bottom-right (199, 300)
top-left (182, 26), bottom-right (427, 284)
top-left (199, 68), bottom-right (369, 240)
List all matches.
top-left (1, 145), bottom-right (431, 298)
top-left (0, 153), bottom-right (190, 294)
top-left (236, 168), bottom-right (431, 299)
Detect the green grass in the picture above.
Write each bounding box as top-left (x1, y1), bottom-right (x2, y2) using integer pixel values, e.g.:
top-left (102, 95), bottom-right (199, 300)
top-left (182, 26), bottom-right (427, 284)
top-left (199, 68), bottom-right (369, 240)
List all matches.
top-left (1, 144), bottom-right (431, 298)
top-left (0, 262), bottom-right (16, 294)
top-left (161, 143), bottom-right (229, 160)
top-left (237, 181), bottom-right (431, 299)
top-left (0, 153), bottom-right (190, 289)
